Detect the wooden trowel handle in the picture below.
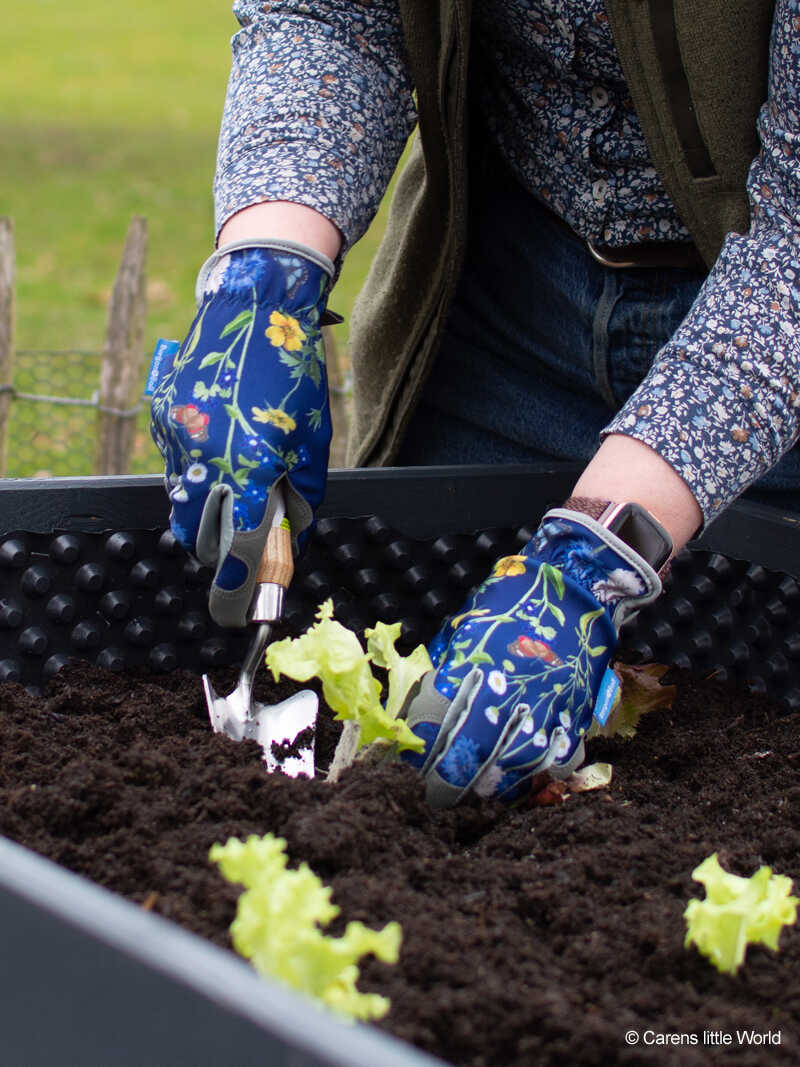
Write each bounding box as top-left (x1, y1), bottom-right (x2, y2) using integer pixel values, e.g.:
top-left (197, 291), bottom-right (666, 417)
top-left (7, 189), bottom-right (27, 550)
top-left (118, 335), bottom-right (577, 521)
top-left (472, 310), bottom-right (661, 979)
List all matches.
top-left (247, 484), bottom-right (295, 624)
top-left (256, 521), bottom-right (294, 590)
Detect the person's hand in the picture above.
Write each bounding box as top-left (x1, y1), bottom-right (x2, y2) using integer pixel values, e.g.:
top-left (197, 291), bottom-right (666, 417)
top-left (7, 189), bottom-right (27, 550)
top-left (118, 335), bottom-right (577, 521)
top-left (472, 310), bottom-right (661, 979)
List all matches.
top-left (402, 509), bottom-right (662, 806)
top-left (150, 241), bottom-right (334, 628)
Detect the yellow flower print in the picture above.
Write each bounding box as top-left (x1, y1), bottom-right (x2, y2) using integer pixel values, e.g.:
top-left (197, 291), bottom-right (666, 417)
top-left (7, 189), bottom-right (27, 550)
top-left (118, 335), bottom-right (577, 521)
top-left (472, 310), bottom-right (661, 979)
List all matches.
top-left (493, 555), bottom-right (527, 578)
top-left (252, 406), bottom-right (297, 434)
top-left (265, 310), bottom-right (306, 351)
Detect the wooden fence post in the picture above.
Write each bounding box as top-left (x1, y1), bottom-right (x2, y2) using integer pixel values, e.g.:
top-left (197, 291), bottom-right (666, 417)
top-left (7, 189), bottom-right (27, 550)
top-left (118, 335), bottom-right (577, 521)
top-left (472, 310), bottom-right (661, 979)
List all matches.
top-left (324, 326), bottom-right (352, 469)
top-left (95, 216), bottom-right (148, 475)
top-left (0, 218), bottom-right (15, 477)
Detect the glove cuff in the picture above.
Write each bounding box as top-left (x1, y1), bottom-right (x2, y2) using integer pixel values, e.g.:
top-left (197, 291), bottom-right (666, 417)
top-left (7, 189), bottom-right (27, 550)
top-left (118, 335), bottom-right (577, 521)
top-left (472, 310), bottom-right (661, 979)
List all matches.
top-left (195, 238), bottom-right (335, 307)
top-left (537, 507), bottom-right (663, 630)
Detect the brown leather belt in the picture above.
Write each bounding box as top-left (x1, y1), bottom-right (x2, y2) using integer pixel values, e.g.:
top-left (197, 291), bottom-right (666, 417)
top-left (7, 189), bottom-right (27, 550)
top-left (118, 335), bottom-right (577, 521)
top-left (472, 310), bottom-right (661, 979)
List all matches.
top-left (537, 190), bottom-right (708, 273)
top-left (586, 237), bottom-right (708, 273)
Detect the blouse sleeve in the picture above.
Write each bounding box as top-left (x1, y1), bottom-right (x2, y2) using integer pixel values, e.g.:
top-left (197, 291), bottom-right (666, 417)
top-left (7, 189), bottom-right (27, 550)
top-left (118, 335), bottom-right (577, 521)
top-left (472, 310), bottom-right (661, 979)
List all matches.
top-left (214, 0), bottom-right (417, 255)
top-left (603, 0), bottom-right (800, 524)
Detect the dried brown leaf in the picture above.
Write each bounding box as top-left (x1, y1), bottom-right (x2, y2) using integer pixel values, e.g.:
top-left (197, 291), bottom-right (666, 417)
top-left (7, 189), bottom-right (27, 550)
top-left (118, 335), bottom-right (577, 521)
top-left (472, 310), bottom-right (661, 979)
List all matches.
top-left (588, 662), bottom-right (676, 741)
top-left (529, 779), bottom-right (570, 806)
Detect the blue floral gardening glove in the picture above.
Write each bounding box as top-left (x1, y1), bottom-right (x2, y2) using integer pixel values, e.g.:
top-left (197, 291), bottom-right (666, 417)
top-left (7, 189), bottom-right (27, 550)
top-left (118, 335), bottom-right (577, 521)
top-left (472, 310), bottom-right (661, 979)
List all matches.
top-left (402, 509), bottom-right (663, 807)
top-left (150, 241), bottom-right (335, 628)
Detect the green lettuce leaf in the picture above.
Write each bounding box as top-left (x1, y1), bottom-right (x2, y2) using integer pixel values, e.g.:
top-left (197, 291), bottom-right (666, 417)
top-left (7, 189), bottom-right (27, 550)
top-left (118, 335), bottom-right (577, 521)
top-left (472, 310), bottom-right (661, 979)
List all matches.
top-left (365, 619), bottom-right (432, 719)
top-left (265, 600), bottom-right (425, 752)
top-left (684, 852), bottom-right (799, 974)
top-left (210, 833), bottom-right (401, 1020)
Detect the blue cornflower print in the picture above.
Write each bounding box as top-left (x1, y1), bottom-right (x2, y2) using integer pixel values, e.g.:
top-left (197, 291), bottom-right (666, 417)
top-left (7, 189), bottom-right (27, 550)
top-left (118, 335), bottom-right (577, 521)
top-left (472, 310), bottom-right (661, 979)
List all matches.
top-left (438, 735), bottom-right (482, 787)
top-left (554, 538), bottom-right (607, 588)
top-left (234, 487), bottom-right (268, 530)
top-left (222, 249), bottom-right (270, 295)
top-left (170, 518), bottom-right (192, 551)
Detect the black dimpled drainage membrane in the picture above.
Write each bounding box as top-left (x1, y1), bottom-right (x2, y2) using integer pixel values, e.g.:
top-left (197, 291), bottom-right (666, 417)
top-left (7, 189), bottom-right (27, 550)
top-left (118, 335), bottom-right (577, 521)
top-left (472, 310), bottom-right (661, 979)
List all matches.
top-left (1, 514), bottom-right (799, 713)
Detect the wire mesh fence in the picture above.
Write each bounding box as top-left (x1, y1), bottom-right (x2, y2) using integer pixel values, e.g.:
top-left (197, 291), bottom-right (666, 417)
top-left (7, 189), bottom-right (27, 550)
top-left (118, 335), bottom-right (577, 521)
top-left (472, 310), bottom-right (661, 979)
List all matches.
top-left (4, 347), bottom-right (161, 477)
top-left (1, 215), bottom-right (155, 479)
top-left (0, 215), bottom-right (352, 479)
top-left (4, 346), bottom-right (349, 477)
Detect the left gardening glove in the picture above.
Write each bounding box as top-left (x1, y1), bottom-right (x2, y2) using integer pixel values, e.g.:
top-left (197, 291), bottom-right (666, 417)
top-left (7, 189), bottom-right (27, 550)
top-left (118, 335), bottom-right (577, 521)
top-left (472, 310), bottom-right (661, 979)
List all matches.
top-left (150, 240), bottom-right (334, 628)
top-left (401, 509), bottom-right (663, 807)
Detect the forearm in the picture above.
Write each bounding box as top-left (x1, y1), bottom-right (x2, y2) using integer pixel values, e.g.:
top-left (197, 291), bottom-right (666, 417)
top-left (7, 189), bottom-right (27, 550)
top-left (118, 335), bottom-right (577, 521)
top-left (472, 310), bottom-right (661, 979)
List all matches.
top-left (218, 201), bottom-right (342, 261)
top-left (571, 434), bottom-right (702, 553)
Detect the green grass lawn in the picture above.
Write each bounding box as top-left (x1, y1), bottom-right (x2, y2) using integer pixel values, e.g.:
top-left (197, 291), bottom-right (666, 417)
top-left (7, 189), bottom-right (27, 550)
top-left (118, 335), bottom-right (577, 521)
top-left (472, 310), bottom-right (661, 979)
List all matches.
top-left (1, 1), bottom-right (398, 475)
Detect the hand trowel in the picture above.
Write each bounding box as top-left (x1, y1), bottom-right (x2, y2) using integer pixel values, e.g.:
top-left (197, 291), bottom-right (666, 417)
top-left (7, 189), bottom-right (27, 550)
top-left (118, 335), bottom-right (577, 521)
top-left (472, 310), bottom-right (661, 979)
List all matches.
top-left (202, 483), bottom-right (318, 777)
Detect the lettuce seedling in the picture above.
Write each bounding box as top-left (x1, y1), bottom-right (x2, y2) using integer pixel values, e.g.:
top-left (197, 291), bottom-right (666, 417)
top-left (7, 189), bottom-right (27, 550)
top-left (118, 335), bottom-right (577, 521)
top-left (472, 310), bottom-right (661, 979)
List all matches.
top-left (265, 600), bottom-right (428, 752)
top-left (684, 852), bottom-right (798, 974)
top-left (210, 833), bottom-right (401, 1020)
top-left (365, 618), bottom-right (433, 721)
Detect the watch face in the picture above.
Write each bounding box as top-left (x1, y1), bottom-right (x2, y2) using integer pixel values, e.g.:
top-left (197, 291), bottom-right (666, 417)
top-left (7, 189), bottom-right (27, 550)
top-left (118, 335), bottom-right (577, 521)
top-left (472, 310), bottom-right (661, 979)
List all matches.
top-left (604, 503), bottom-right (672, 571)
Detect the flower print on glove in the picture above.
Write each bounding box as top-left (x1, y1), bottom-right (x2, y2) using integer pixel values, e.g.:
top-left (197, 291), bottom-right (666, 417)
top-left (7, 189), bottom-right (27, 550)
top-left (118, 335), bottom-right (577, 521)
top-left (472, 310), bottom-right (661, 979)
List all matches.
top-left (150, 241), bottom-right (335, 628)
top-left (401, 509), bottom-right (662, 807)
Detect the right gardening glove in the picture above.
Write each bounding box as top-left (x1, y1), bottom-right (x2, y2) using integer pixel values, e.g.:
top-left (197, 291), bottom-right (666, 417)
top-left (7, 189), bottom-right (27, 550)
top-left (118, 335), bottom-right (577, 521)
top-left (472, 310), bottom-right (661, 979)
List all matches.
top-left (150, 240), bottom-right (336, 629)
top-left (401, 509), bottom-right (664, 807)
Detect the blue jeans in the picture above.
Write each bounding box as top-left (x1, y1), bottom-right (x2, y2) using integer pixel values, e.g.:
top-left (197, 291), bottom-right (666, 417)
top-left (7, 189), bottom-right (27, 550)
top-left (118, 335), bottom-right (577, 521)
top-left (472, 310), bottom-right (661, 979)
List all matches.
top-left (396, 156), bottom-right (800, 510)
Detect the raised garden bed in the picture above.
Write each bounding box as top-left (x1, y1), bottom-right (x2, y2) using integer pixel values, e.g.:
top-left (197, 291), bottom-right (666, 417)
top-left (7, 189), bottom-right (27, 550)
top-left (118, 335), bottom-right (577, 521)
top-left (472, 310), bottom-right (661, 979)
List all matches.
top-left (1, 658), bottom-right (800, 1066)
top-left (1, 467), bottom-right (800, 1066)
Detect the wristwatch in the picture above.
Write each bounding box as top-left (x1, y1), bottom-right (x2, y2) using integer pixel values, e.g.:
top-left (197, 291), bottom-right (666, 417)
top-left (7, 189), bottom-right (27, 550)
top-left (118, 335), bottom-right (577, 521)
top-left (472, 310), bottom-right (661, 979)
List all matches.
top-left (563, 497), bottom-right (673, 573)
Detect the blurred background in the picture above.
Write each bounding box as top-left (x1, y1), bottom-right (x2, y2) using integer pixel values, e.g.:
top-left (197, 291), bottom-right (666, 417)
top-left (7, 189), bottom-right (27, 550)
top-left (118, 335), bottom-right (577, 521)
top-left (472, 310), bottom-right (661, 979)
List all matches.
top-left (1, 1), bottom-right (399, 477)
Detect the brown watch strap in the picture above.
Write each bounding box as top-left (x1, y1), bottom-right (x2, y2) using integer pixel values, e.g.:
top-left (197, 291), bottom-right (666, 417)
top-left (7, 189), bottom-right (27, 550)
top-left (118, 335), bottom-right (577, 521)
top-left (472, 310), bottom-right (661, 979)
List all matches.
top-left (561, 496), bottom-right (612, 522)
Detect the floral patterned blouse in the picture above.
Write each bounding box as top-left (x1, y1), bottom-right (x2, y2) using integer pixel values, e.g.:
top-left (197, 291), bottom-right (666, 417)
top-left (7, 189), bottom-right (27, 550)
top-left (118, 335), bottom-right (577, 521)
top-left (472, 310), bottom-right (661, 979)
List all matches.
top-left (215, 0), bottom-right (800, 524)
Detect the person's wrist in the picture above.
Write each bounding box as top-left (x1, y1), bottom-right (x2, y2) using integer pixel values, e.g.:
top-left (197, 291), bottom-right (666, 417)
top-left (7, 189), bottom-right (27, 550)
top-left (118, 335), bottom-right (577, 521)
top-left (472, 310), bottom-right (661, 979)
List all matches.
top-left (570, 434), bottom-right (702, 551)
top-left (217, 201), bottom-right (342, 261)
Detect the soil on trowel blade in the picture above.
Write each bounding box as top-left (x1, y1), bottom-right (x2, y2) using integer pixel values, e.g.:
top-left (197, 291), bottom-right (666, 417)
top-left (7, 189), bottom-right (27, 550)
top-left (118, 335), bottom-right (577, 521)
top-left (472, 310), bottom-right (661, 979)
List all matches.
top-left (1, 660), bottom-right (799, 1067)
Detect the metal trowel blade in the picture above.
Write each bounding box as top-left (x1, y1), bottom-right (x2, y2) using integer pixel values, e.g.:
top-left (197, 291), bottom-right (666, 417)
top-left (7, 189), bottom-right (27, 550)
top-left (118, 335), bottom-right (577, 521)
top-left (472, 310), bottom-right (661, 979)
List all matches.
top-left (203, 675), bottom-right (318, 777)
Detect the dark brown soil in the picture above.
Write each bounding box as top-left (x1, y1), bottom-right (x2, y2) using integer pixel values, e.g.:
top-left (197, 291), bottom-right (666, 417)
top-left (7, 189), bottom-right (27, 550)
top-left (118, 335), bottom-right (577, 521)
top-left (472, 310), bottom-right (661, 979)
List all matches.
top-left (1, 660), bottom-right (799, 1067)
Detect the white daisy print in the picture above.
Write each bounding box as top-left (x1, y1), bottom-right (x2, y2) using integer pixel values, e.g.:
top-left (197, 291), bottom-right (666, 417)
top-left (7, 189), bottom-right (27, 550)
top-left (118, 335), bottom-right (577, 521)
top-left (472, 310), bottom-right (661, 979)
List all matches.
top-left (185, 462), bottom-right (208, 483)
top-left (551, 727), bottom-right (571, 758)
top-left (592, 568), bottom-right (645, 604)
top-left (487, 670), bottom-right (507, 695)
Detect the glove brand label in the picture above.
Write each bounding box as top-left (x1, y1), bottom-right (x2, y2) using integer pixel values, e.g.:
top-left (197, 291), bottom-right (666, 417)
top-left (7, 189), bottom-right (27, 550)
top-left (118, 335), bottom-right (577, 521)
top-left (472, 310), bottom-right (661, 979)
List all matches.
top-left (593, 667), bottom-right (620, 726)
top-left (145, 339), bottom-right (181, 396)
